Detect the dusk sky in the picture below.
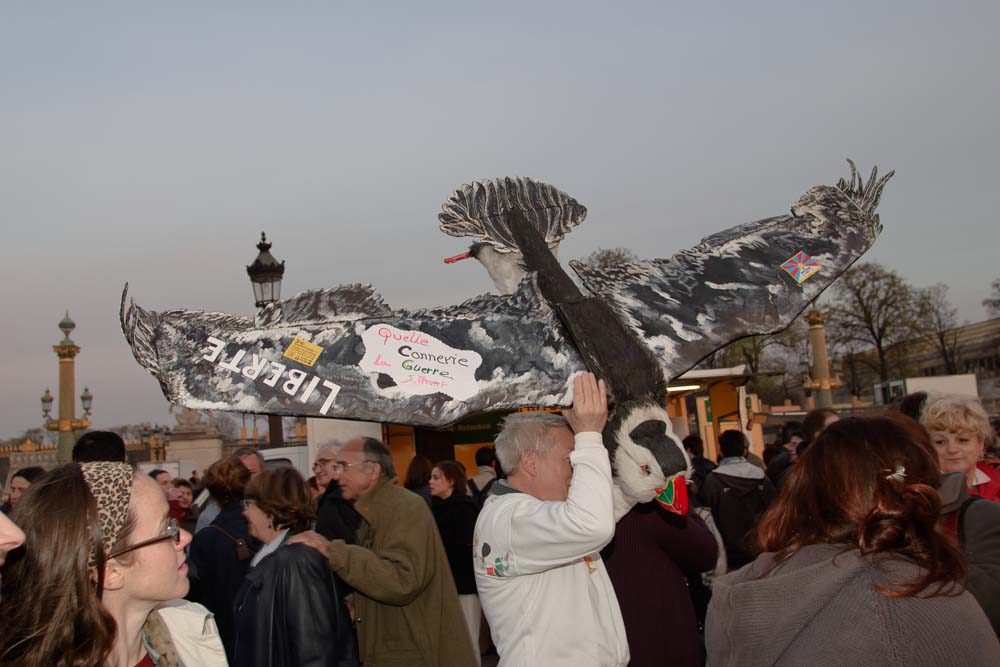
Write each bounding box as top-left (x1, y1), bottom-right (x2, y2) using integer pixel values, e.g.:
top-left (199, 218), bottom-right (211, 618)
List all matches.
top-left (2, 2), bottom-right (997, 439)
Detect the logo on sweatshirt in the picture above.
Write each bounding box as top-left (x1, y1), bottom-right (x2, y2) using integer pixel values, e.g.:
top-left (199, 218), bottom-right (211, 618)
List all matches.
top-left (476, 537), bottom-right (510, 577)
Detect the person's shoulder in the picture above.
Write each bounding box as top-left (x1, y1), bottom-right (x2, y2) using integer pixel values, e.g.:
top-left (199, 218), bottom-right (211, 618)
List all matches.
top-left (479, 486), bottom-right (532, 515)
top-left (977, 462), bottom-right (1000, 481)
top-left (379, 482), bottom-right (434, 517)
top-left (962, 497), bottom-right (1000, 539)
top-left (443, 494), bottom-right (480, 518)
top-left (275, 542), bottom-right (329, 573)
top-left (191, 523), bottom-right (226, 546)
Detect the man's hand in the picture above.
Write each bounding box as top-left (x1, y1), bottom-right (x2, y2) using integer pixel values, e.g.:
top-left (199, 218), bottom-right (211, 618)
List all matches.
top-left (288, 530), bottom-right (331, 555)
top-left (562, 372), bottom-right (608, 435)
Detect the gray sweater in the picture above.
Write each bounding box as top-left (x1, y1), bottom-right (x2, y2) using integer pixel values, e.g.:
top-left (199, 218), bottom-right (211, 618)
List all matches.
top-left (706, 543), bottom-right (1000, 666)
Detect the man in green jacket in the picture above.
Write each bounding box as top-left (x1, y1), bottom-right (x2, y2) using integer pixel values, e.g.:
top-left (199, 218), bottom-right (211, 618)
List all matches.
top-left (292, 437), bottom-right (477, 667)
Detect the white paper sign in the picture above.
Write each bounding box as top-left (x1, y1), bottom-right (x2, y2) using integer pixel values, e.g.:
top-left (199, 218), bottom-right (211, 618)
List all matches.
top-left (359, 324), bottom-right (482, 401)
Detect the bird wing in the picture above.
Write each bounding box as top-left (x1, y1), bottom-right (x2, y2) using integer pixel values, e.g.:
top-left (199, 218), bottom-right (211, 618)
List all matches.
top-left (569, 161), bottom-right (892, 381)
top-left (120, 278), bottom-right (587, 427)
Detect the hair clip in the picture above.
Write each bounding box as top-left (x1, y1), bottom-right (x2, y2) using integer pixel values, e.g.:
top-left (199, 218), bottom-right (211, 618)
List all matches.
top-left (885, 465), bottom-right (906, 482)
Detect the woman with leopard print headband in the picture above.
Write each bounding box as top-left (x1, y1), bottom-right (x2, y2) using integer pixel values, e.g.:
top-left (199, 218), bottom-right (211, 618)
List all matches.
top-left (0, 463), bottom-right (226, 667)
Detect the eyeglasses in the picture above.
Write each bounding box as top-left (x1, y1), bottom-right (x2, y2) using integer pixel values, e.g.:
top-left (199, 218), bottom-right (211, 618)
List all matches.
top-left (108, 518), bottom-right (180, 559)
top-left (241, 499), bottom-right (256, 511)
top-left (312, 458), bottom-right (335, 471)
top-left (331, 459), bottom-right (376, 473)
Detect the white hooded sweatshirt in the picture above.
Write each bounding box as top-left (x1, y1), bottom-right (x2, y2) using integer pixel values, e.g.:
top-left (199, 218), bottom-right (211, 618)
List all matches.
top-left (473, 432), bottom-right (629, 667)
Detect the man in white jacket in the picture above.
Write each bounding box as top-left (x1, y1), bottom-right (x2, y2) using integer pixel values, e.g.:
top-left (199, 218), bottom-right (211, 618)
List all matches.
top-left (474, 372), bottom-right (629, 667)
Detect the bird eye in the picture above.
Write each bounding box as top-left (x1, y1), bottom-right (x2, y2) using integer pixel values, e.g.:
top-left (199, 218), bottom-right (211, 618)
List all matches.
top-left (640, 465), bottom-right (650, 475)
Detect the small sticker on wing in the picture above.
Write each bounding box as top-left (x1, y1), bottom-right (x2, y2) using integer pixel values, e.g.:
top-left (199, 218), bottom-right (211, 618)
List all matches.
top-left (780, 251), bottom-right (821, 284)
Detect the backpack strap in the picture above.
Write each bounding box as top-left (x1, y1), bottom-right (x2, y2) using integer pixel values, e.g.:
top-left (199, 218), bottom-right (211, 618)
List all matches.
top-left (206, 525), bottom-right (252, 560)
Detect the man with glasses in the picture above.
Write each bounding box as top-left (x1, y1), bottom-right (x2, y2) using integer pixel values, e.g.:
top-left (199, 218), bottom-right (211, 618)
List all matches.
top-left (314, 442), bottom-right (363, 544)
top-left (291, 437), bottom-right (476, 667)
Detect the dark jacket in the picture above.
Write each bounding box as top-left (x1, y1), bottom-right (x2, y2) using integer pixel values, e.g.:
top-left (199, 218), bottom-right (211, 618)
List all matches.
top-left (940, 471), bottom-right (1000, 636)
top-left (187, 501), bottom-right (260, 663)
top-left (233, 538), bottom-right (359, 667)
top-left (706, 543), bottom-right (1000, 666)
top-left (316, 481), bottom-right (363, 545)
top-left (702, 459), bottom-right (776, 571)
top-left (430, 493), bottom-right (479, 595)
top-left (765, 449), bottom-right (793, 487)
top-left (602, 502), bottom-right (718, 667)
top-left (407, 483), bottom-right (432, 507)
top-left (689, 456), bottom-right (717, 499)
top-left (327, 477), bottom-right (476, 667)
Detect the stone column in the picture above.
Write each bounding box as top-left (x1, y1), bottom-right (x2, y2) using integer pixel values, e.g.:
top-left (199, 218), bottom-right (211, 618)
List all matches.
top-left (806, 311), bottom-right (833, 409)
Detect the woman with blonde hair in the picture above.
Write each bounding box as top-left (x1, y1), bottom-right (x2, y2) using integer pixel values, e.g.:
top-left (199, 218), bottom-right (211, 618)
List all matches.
top-left (922, 394), bottom-right (1000, 502)
top-left (0, 462), bottom-right (226, 666)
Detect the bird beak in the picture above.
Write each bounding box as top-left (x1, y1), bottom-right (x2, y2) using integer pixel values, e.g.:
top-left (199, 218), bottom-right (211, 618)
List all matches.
top-left (443, 252), bottom-right (473, 264)
top-left (654, 473), bottom-right (688, 516)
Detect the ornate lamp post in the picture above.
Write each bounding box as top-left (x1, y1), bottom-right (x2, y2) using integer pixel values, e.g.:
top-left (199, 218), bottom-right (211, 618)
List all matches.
top-left (246, 232), bottom-right (285, 308)
top-left (42, 312), bottom-right (93, 462)
top-left (247, 233), bottom-right (286, 447)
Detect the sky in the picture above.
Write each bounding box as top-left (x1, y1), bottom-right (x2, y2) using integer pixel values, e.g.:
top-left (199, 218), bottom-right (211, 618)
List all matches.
top-left (2, 1), bottom-right (997, 439)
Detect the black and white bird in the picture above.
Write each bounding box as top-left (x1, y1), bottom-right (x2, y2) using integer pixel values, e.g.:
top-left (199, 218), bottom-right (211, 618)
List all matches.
top-left (121, 161), bottom-right (891, 511)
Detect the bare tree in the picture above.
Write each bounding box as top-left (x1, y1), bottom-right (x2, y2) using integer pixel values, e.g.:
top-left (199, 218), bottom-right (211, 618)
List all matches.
top-left (583, 247), bottom-right (639, 270)
top-left (985, 278), bottom-right (1000, 318)
top-left (822, 262), bottom-right (923, 382)
top-left (831, 340), bottom-right (869, 398)
top-left (918, 283), bottom-right (961, 374)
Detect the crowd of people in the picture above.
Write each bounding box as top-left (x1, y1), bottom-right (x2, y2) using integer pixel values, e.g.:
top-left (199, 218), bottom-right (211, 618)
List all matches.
top-left (1, 376), bottom-right (999, 666)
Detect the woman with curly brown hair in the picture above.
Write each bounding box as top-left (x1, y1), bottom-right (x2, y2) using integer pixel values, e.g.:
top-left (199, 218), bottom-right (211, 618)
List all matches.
top-left (705, 416), bottom-right (1000, 666)
top-left (0, 463), bottom-right (226, 667)
top-left (232, 467), bottom-right (358, 667)
top-left (187, 455), bottom-right (260, 662)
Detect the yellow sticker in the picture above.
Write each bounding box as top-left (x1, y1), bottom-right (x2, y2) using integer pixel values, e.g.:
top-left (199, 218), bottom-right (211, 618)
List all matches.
top-left (283, 338), bottom-right (324, 367)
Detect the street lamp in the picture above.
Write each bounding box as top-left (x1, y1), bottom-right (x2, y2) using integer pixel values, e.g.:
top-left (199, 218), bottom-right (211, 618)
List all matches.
top-left (246, 232), bottom-right (285, 309)
top-left (41, 388), bottom-right (53, 419)
top-left (247, 233), bottom-right (285, 447)
top-left (81, 386), bottom-right (93, 417)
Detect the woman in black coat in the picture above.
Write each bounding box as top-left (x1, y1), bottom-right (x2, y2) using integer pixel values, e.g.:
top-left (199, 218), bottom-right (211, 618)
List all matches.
top-left (429, 460), bottom-right (481, 665)
top-left (233, 466), bottom-right (358, 667)
top-left (188, 456), bottom-right (260, 663)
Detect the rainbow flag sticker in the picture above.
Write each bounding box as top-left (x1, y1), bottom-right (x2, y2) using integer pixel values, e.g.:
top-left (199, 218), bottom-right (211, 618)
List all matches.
top-left (780, 251), bottom-right (820, 284)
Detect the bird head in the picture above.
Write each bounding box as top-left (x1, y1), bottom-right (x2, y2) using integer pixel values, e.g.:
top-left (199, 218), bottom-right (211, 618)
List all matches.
top-left (439, 176), bottom-right (586, 293)
top-left (444, 241), bottom-right (561, 295)
top-left (605, 399), bottom-right (691, 515)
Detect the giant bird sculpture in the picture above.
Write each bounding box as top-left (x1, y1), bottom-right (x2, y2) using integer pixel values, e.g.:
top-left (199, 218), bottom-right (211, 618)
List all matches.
top-left (121, 160), bottom-right (891, 513)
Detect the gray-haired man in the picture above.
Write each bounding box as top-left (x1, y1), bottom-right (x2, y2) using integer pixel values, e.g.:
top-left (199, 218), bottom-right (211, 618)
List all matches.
top-left (474, 372), bottom-right (628, 666)
top-left (291, 437), bottom-right (476, 666)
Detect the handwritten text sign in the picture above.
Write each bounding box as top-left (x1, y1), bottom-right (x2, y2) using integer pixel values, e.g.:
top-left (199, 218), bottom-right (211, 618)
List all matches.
top-left (359, 324), bottom-right (482, 401)
top-left (283, 337), bottom-right (324, 366)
